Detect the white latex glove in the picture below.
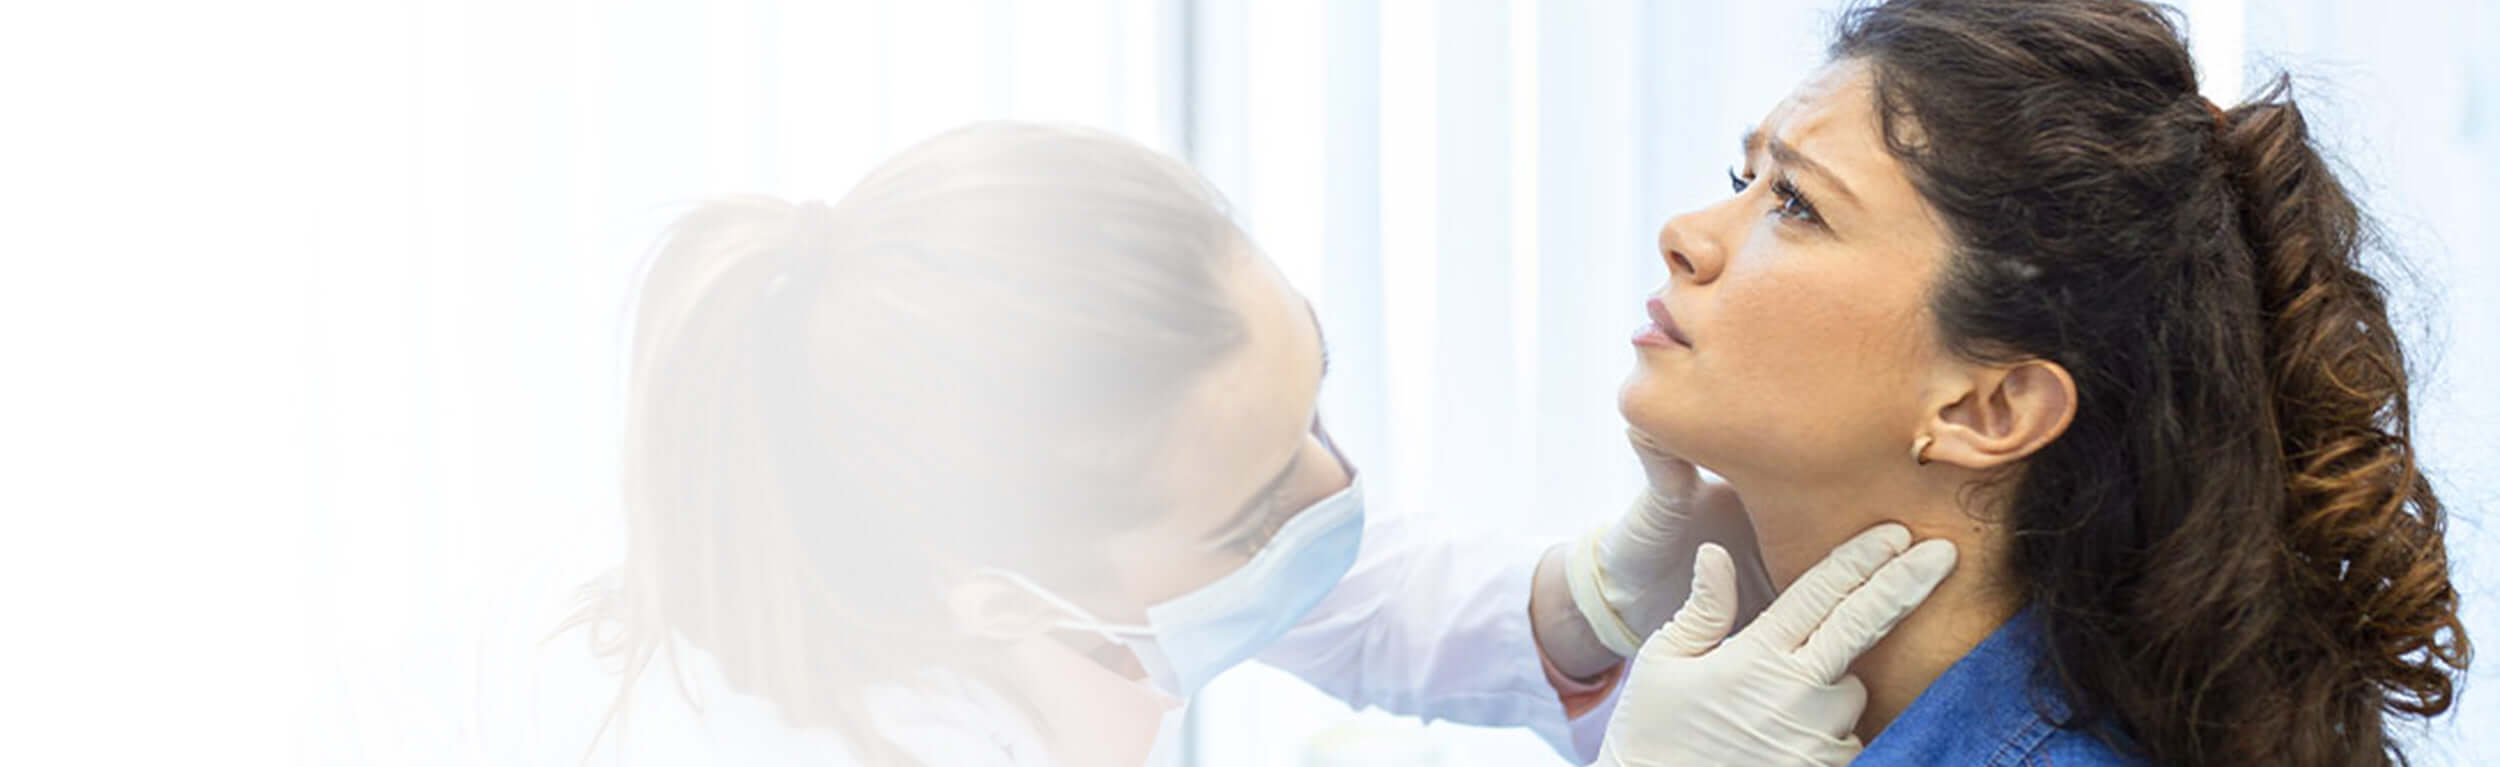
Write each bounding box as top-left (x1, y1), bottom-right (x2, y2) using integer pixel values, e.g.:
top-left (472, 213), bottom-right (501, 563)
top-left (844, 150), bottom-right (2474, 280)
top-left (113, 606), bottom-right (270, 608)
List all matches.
top-left (1564, 429), bottom-right (1774, 657)
top-left (1593, 524), bottom-right (1957, 767)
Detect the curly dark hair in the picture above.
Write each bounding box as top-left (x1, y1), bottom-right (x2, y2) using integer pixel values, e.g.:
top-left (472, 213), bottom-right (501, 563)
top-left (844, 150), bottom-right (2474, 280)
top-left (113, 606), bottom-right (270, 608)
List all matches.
top-left (1829, 1), bottom-right (2469, 764)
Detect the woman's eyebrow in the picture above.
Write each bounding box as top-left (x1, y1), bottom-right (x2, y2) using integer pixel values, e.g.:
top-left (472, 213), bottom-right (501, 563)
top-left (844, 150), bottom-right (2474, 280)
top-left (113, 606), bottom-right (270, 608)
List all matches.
top-left (1741, 127), bottom-right (1862, 206)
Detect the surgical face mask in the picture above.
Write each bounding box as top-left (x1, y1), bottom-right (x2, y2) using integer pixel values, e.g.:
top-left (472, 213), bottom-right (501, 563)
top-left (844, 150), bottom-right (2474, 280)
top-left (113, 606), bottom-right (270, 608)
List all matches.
top-left (982, 476), bottom-right (1365, 698)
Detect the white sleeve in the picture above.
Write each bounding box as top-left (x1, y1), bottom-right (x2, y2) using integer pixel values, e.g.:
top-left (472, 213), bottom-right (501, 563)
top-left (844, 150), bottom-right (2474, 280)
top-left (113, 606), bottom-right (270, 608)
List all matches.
top-left (1253, 503), bottom-right (1618, 763)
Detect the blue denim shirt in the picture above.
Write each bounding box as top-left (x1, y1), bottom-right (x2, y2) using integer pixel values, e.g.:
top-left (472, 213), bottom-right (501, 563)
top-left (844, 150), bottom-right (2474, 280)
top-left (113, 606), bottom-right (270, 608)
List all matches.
top-left (1852, 609), bottom-right (2147, 766)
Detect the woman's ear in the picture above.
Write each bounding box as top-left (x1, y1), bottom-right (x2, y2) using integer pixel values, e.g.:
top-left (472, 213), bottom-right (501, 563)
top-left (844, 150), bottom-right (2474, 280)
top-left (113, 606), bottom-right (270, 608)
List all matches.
top-left (1922, 359), bottom-right (2076, 470)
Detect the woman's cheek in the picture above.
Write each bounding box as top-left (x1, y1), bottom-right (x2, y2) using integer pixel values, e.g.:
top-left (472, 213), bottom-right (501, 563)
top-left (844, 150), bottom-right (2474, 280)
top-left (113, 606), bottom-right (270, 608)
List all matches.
top-left (1705, 283), bottom-right (1877, 443)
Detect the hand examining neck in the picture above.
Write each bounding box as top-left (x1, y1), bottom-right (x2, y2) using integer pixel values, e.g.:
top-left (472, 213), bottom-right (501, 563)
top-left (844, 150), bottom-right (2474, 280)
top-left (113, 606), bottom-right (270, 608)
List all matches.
top-left (1732, 464), bottom-right (2022, 740)
top-left (1534, 431), bottom-right (1783, 684)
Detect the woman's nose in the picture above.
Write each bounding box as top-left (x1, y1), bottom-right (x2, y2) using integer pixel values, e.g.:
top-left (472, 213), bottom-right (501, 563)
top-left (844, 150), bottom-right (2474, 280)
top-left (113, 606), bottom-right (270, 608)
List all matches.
top-left (1656, 208), bottom-right (1727, 284)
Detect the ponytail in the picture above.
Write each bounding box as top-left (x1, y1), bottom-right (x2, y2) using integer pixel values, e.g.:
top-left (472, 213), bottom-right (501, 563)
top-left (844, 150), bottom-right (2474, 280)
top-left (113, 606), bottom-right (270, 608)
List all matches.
top-left (554, 123), bottom-right (1257, 764)
top-left (2220, 77), bottom-right (2469, 721)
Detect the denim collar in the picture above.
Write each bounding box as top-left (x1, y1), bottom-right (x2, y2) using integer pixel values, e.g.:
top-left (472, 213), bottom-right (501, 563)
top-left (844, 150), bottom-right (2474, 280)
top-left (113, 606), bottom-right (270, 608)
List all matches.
top-left (1853, 607), bottom-right (2128, 766)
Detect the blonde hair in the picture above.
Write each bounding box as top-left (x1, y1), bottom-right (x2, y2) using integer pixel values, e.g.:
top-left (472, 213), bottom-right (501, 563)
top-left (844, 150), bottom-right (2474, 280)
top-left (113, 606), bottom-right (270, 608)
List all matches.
top-left (553, 123), bottom-right (1254, 763)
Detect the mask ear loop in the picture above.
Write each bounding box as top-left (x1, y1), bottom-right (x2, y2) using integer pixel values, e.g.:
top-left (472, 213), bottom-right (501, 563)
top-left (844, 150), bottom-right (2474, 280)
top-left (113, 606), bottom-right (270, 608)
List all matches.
top-left (971, 568), bottom-right (1156, 643)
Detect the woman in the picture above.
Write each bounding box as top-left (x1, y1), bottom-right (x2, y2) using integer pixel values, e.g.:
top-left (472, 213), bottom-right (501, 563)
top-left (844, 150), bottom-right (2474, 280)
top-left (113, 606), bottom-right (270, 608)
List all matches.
top-left (1614, 0), bottom-right (2469, 764)
top-left (530, 121), bottom-right (1955, 766)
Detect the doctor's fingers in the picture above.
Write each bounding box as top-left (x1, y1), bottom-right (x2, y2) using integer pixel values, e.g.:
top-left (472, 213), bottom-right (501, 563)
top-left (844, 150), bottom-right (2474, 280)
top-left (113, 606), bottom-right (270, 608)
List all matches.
top-left (1642, 543), bottom-right (1738, 657)
top-left (1737, 523), bottom-right (1913, 651)
top-left (1785, 674), bottom-right (1871, 758)
top-left (1625, 427), bottom-right (1703, 498)
top-left (1792, 539), bottom-right (1957, 685)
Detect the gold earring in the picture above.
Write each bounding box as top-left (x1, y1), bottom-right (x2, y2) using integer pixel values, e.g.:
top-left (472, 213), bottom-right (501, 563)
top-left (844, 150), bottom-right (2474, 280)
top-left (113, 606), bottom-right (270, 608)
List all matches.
top-left (1912, 435), bottom-right (1934, 466)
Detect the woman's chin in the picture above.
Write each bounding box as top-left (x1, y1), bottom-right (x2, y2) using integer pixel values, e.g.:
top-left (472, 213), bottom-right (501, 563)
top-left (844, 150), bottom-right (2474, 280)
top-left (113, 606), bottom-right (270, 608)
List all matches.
top-left (1618, 376), bottom-right (1761, 486)
top-left (1617, 372), bottom-right (1700, 454)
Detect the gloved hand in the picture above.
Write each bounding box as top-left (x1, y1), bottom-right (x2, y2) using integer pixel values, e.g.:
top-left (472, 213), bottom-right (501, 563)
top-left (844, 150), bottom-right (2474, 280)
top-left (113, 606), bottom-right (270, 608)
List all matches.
top-left (1563, 429), bottom-right (1775, 657)
top-left (1591, 523), bottom-right (1956, 767)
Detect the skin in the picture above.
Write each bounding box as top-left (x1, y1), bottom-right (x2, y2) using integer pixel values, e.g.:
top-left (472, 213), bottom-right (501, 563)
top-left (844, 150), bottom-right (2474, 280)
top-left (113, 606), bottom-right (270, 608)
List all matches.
top-left (1618, 59), bottom-right (2074, 739)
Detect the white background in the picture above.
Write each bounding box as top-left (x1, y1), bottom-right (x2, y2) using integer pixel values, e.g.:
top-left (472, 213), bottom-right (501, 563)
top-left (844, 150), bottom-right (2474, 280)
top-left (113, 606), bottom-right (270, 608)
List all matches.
top-left (2, 1), bottom-right (2492, 764)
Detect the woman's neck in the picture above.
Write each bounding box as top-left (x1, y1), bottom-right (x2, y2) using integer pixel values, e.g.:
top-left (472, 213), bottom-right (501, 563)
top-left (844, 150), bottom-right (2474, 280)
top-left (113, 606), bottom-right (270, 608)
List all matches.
top-left (1734, 470), bottom-right (2021, 740)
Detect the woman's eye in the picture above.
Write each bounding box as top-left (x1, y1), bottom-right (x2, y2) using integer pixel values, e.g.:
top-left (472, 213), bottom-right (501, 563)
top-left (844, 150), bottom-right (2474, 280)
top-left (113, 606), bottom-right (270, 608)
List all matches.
top-left (1726, 168), bottom-right (1751, 195)
top-left (1776, 193), bottom-right (1809, 218)
top-left (1770, 177), bottom-right (1821, 225)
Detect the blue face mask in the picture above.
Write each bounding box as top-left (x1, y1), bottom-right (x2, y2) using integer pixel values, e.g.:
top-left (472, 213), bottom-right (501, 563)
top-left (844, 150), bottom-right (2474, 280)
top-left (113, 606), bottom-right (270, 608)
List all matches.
top-left (985, 477), bottom-right (1365, 698)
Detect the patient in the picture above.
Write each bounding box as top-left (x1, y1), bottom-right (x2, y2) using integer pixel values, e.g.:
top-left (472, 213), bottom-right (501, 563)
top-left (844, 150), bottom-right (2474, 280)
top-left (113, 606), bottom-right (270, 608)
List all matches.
top-left (1617, 0), bottom-right (2469, 764)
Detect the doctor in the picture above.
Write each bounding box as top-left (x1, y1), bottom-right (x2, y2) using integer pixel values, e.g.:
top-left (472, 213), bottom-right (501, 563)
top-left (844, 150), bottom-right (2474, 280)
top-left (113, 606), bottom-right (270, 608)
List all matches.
top-left (558, 122), bottom-right (1955, 766)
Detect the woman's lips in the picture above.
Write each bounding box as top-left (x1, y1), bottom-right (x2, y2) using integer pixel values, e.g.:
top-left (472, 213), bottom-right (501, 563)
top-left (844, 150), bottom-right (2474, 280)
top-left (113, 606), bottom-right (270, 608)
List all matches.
top-left (1634, 296), bottom-right (1692, 349)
